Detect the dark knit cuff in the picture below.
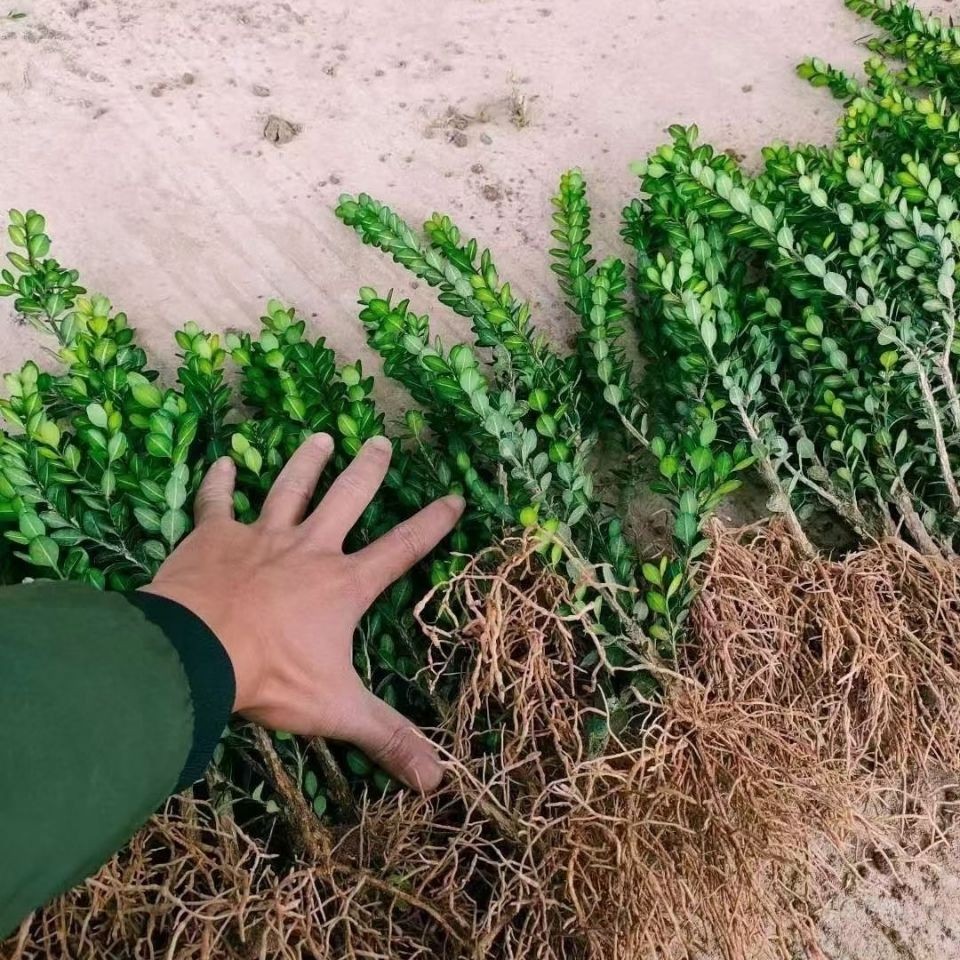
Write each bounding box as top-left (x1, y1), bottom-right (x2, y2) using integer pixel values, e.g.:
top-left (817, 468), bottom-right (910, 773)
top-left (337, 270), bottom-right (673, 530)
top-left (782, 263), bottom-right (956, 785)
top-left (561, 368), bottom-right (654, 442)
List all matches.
top-left (123, 591), bottom-right (235, 790)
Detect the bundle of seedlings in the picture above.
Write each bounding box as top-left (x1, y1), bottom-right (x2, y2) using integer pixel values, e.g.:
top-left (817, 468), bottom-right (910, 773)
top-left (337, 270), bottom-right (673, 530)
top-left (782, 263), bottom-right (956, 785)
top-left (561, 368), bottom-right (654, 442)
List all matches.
top-left (6, 538), bottom-right (878, 960)
top-left (0, 213), bottom-right (749, 957)
top-left (5, 1), bottom-right (960, 957)
top-left (610, 0), bottom-right (960, 782)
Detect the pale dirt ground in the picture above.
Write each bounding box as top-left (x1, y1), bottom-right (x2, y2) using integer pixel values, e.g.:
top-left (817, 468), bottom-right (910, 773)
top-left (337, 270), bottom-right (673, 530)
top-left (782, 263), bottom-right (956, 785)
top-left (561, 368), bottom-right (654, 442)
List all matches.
top-left (3, 0), bottom-right (960, 957)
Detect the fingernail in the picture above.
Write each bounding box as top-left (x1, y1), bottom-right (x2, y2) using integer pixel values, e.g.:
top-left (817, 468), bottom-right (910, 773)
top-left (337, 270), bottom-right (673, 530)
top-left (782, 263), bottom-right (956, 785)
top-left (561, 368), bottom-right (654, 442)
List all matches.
top-left (311, 432), bottom-right (334, 451)
top-left (215, 456), bottom-right (235, 472)
top-left (444, 494), bottom-right (466, 513)
top-left (368, 435), bottom-right (392, 452)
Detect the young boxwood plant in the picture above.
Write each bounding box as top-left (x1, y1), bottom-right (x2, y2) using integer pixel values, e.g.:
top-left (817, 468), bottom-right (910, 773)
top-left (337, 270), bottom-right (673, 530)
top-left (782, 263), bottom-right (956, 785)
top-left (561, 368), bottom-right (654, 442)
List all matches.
top-left (335, 191), bottom-right (740, 652)
top-left (0, 198), bottom-right (735, 829)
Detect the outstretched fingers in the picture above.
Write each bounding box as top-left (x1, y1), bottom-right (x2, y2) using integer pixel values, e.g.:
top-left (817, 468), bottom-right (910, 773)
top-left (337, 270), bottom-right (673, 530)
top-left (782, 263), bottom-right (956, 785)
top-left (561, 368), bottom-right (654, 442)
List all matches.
top-left (307, 436), bottom-right (393, 544)
top-left (259, 433), bottom-right (334, 528)
top-left (357, 495), bottom-right (465, 597)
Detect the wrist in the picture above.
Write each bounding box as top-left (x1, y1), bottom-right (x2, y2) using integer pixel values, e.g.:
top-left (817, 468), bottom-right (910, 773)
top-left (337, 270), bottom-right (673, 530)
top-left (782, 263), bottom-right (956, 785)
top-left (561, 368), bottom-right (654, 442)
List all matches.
top-left (138, 582), bottom-right (262, 714)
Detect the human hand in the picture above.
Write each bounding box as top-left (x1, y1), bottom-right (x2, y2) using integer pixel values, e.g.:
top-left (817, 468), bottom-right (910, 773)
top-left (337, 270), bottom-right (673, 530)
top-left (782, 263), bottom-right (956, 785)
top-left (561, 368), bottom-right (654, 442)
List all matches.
top-left (142, 433), bottom-right (464, 792)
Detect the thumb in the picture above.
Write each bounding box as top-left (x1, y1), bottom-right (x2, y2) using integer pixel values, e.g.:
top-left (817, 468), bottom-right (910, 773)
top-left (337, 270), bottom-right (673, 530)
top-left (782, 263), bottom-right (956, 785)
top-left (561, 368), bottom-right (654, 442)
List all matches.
top-left (342, 691), bottom-right (444, 793)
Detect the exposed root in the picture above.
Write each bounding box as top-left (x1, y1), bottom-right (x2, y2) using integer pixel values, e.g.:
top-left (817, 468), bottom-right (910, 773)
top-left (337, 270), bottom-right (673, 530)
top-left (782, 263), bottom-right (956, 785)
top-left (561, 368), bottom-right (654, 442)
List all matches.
top-left (7, 525), bottom-right (960, 960)
top-left (693, 521), bottom-right (960, 778)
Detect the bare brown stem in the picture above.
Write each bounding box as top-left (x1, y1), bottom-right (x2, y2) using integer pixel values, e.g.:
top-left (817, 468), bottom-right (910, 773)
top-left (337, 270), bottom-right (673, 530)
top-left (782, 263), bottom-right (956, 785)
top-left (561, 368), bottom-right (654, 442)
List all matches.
top-left (251, 726), bottom-right (328, 862)
top-left (309, 736), bottom-right (356, 817)
top-left (733, 402), bottom-right (817, 556)
top-left (914, 360), bottom-right (960, 512)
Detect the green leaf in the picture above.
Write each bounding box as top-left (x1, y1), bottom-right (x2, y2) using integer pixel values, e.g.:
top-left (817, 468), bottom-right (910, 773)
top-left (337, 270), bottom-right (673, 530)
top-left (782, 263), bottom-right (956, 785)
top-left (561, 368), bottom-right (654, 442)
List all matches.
top-left (700, 318), bottom-right (717, 354)
top-left (159, 508), bottom-right (189, 546)
top-left (28, 535), bottom-right (59, 569)
top-left (85, 429), bottom-right (108, 453)
top-left (164, 466), bottom-right (188, 510)
top-left (823, 273), bottom-right (848, 298)
top-left (688, 447), bottom-right (712, 474)
top-left (797, 437), bottom-right (816, 460)
top-left (141, 540), bottom-right (168, 562)
top-left (36, 420), bottom-right (60, 448)
top-left (337, 413), bottom-right (359, 438)
top-left (86, 403), bottom-right (109, 429)
top-left (646, 590), bottom-right (668, 615)
top-left (146, 433), bottom-right (173, 459)
top-left (648, 623), bottom-right (670, 642)
top-left (345, 749), bottom-right (373, 776)
top-left (81, 511), bottom-right (106, 539)
top-left (62, 547), bottom-right (90, 578)
top-left (699, 419), bottom-right (717, 446)
top-left (243, 447), bottom-right (263, 475)
top-left (63, 445), bottom-right (82, 471)
top-left (803, 254), bottom-right (826, 278)
top-left (131, 381), bottom-right (163, 409)
top-left (751, 204), bottom-right (776, 233)
top-left (658, 455), bottom-right (678, 479)
top-left (688, 537), bottom-right (712, 559)
top-left (641, 563), bottom-right (662, 586)
top-left (50, 528), bottom-right (85, 547)
top-left (134, 506), bottom-right (162, 533)
top-left (107, 432), bottom-right (127, 462)
top-left (674, 511), bottom-right (699, 546)
top-left (27, 233), bottom-right (50, 259)
top-left (283, 395), bottom-right (307, 422)
top-left (879, 349), bottom-right (898, 370)
top-left (19, 511), bottom-right (44, 539)
top-left (139, 479), bottom-right (165, 503)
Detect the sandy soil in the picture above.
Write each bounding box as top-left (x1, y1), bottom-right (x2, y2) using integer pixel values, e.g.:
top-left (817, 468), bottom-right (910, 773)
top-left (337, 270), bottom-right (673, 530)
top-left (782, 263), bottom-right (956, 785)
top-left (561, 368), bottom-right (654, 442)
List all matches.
top-left (0, 0), bottom-right (948, 379)
top-left (2, 0), bottom-right (960, 956)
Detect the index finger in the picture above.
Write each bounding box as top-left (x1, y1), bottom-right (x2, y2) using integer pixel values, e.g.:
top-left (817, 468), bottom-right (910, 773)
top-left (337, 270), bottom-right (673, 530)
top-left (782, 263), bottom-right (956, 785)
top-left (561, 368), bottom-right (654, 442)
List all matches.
top-left (356, 494), bottom-right (465, 596)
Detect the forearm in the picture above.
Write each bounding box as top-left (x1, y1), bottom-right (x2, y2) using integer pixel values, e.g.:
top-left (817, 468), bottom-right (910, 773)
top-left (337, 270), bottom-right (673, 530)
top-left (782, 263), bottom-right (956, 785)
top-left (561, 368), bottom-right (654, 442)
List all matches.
top-left (0, 582), bottom-right (234, 936)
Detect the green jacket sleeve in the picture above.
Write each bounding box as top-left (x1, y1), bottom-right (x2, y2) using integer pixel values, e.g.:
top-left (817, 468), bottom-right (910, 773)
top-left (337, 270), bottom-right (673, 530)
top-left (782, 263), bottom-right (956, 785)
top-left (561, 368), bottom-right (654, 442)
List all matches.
top-left (0, 581), bottom-right (235, 936)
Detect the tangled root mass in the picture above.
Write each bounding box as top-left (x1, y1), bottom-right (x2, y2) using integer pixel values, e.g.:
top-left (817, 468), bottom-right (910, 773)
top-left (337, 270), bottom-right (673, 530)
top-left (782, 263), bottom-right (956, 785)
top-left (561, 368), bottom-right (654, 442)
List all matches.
top-left (7, 525), bottom-right (960, 960)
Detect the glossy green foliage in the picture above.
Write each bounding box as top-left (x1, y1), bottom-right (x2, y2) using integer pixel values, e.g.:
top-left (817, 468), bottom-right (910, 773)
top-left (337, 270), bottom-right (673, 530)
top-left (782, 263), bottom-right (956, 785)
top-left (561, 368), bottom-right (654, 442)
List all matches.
top-left (0, 219), bottom-right (475, 818)
top-left (336, 190), bottom-right (740, 651)
top-left (622, 1), bottom-right (960, 558)
top-left (0, 188), bottom-right (728, 824)
top-left (4, 0), bottom-right (943, 833)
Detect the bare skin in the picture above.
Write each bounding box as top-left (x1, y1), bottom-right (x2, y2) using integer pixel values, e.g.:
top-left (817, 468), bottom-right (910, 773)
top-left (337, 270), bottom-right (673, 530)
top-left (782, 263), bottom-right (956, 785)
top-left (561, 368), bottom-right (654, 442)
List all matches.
top-left (142, 432), bottom-right (464, 793)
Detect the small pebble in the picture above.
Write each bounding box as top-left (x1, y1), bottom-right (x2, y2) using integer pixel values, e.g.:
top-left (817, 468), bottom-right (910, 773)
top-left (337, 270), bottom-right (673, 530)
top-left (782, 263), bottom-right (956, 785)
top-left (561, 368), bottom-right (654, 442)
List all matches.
top-left (263, 114), bottom-right (302, 145)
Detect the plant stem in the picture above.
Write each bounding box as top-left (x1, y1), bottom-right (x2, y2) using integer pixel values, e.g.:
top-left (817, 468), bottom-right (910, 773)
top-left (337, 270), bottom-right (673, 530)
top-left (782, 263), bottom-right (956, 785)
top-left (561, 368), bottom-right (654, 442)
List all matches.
top-left (308, 736), bottom-right (356, 817)
top-left (913, 358), bottom-right (960, 512)
top-left (252, 726), bottom-right (328, 861)
top-left (892, 483), bottom-right (943, 556)
top-left (733, 402), bottom-right (817, 555)
top-left (937, 297), bottom-right (960, 435)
